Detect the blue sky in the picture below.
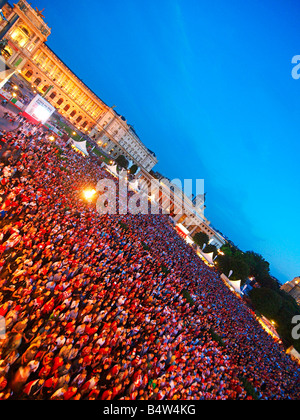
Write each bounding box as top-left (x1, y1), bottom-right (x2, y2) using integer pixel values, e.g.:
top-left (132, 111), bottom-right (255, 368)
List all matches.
top-left (33, 0), bottom-right (300, 284)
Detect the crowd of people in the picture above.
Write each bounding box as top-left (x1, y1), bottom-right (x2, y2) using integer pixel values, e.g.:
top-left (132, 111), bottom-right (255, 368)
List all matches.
top-left (0, 119), bottom-right (299, 400)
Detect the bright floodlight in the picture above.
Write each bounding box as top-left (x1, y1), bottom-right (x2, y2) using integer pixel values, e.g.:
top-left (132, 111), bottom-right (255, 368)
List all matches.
top-left (84, 189), bottom-right (96, 200)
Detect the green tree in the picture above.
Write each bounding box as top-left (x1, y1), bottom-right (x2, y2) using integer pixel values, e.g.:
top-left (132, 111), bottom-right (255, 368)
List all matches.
top-left (129, 164), bottom-right (139, 175)
top-left (249, 287), bottom-right (283, 319)
top-left (193, 232), bottom-right (209, 248)
top-left (215, 253), bottom-right (232, 277)
top-left (244, 251), bottom-right (270, 280)
top-left (220, 243), bottom-right (235, 256)
top-left (115, 155), bottom-right (129, 170)
top-left (229, 255), bottom-right (250, 282)
top-left (203, 244), bottom-right (218, 258)
top-left (257, 274), bottom-right (280, 290)
top-left (249, 287), bottom-right (300, 350)
top-left (215, 253), bottom-right (249, 282)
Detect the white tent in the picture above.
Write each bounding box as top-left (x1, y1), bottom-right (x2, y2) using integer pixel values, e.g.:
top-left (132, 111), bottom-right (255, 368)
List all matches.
top-left (221, 274), bottom-right (242, 295)
top-left (201, 251), bottom-right (215, 265)
top-left (287, 346), bottom-right (300, 363)
top-left (0, 59), bottom-right (15, 90)
top-left (105, 164), bottom-right (119, 178)
top-left (72, 140), bottom-right (89, 156)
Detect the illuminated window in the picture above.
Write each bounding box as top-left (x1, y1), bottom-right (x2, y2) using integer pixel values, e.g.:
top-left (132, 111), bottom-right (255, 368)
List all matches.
top-left (10, 25), bottom-right (31, 48)
top-left (2, 45), bottom-right (13, 59)
top-left (45, 61), bottom-right (55, 74)
top-left (34, 52), bottom-right (47, 66)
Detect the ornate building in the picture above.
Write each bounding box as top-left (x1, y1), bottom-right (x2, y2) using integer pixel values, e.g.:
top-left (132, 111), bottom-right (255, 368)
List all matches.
top-left (0, 0), bottom-right (109, 133)
top-left (281, 277), bottom-right (300, 305)
top-left (137, 169), bottom-right (226, 249)
top-left (0, 0), bottom-right (158, 171)
top-left (90, 108), bottom-right (158, 172)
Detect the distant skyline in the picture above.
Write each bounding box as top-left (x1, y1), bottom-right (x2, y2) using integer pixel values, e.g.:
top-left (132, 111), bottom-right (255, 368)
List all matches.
top-left (31, 0), bottom-right (300, 284)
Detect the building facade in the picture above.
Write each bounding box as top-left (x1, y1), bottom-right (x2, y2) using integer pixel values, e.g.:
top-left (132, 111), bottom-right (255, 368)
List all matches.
top-left (0, 1), bottom-right (109, 133)
top-left (281, 277), bottom-right (300, 305)
top-left (0, 0), bottom-right (158, 171)
top-left (90, 108), bottom-right (158, 172)
top-left (137, 169), bottom-right (226, 249)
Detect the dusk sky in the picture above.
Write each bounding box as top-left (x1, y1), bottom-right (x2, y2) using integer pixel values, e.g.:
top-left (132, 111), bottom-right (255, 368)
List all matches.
top-left (33, 0), bottom-right (300, 284)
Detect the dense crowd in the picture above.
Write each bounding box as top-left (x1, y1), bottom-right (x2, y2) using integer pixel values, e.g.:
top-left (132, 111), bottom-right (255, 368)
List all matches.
top-left (0, 120), bottom-right (299, 400)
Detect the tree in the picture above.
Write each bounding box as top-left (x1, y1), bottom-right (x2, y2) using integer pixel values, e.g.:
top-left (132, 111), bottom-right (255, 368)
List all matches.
top-left (249, 287), bottom-right (300, 350)
top-left (193, 232), bottom-right (209, 248)
top-left (220, 243), bottom-right (235, 256)
top-left (257, 274), bottom-right (280, 290)
top-left (244, 252), bottom-right (270, 280)
top-left (115, 155), bottom-right (129, 170)
top-left (229, 255), bottom-right (250, 282)
top-left (249, 288), bottom-right (283, 320)
top-left (215, 253), bottom-right (232, 277)
top-left (203, 244), bottom-right (218, 258)
top-left (129, 164), bottom-right (139, 175)
top-left (215, 253), bottom-right (250, 282)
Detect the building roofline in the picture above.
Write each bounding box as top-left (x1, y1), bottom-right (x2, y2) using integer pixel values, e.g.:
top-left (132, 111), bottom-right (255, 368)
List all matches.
top-left (43, 42), bottom-right (110, 110)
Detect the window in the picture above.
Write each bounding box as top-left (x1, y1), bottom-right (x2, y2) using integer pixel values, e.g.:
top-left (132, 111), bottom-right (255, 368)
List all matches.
top-left (50, 92), bottom-right (57, 99)
top-left (70, 110), bottom-right (77, 117)
top-left (34, 78), bottom-right (41, 86)
top-left (64, 104), bottom-right (70, 112)
top-left (45, 61), bottom-right (55, 74)
top-left (21, 26), bottom-right (31, 37)
top-left (25, 70), bottom-right (33, 79)
top-left (2, 45), bottom-right (13, 59)
top-left (10, 26), bottom-right (30, 48)
top-left (76, 116), bottom-right (83, 123)
top-left (35, 52), bottom-right (47, 67)
top-left (57, 98), bottom-right (64, 106)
